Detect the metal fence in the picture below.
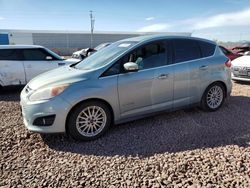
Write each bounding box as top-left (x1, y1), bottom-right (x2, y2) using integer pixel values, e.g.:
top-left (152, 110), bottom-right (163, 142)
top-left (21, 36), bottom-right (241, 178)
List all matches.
top-left (32, 33), bottom-right (140, 55)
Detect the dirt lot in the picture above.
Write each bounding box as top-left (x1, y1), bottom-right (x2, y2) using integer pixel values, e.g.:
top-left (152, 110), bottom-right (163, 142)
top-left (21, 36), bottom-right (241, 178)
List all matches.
top-left (0, 82), bottom-right (250, 187)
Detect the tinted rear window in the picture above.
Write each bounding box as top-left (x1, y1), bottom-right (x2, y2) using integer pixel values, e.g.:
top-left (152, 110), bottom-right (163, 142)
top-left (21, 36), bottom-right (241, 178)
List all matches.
top-left (198, 41), bottom-right (216, 57)
top-left (173, 39), bottom-right (201, 63)
top-left (0, 49), bottom-right (20, 60)
top-left (21, 48), bottom-right (48, 60)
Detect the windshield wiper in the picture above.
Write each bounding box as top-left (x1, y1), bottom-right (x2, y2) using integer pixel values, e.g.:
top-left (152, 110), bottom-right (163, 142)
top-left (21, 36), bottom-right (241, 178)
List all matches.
top-left (69, 60), bottom-right (82, 69)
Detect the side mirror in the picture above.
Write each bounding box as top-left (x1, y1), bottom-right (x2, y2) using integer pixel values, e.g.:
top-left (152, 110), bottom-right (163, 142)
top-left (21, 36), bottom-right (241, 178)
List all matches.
top-left (61, 56), bottom-right (65, 60)
top-left (46, 56), bottom-right (53, 60)
top-left (123, 62), bottom-right (139, 72)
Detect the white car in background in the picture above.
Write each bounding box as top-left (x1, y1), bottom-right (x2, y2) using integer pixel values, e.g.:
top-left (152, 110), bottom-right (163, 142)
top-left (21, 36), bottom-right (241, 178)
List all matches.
top-left (244, 51), bottom-right (250, 56)
top-left (0, 45), bottom-right (79, 87)
top-left (71, 42), bottom-right (111, 60)
top-left (231, 56), bottom-right (250, 82)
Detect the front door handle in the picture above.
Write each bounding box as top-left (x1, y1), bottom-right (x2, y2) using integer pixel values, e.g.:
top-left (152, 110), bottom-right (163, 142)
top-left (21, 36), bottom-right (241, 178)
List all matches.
top-left (199, 65), bottom-right (208, 70)
top-left (158, 74), bottom-right (168, 79)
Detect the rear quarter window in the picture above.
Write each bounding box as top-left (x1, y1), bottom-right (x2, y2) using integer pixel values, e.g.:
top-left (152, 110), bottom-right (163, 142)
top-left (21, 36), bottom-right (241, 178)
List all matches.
top-left (198, 41), bottom-right (216, 57)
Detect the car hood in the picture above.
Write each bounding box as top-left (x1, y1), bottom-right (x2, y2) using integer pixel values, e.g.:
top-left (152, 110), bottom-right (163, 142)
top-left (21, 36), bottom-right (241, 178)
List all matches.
top-left (28, 65), bottom-right (92, 90)
top-left (231, 56), bottom-right (250, 67)
top-left (73, 49), bottom-right (84, 54)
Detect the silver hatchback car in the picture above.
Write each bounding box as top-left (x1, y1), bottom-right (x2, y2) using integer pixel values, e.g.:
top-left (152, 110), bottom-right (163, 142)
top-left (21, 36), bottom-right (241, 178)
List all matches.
top-left (20, 35), bottom-right (232, 140)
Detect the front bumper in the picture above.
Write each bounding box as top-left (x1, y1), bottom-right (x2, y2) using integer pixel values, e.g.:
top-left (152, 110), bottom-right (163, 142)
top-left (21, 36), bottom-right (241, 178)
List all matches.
top-left (20, 92), bottom-right (72, 133)
top-left (232, 75), bottom-right (250, 82)
top-left (231, 67), bottom-right (250, 82)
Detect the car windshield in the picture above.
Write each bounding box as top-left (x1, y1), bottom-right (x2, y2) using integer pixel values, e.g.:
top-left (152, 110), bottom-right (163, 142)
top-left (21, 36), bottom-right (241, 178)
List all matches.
top-left (75, 41), bottom-right (137, 70)
top-left (94, 43), bottom-right (110, 51)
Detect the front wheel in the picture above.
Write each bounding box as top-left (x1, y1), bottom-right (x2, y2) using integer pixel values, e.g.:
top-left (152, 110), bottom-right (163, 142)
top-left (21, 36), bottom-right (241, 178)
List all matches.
top-left (67, 101), bottom-right (112, 141)
top-left (200, 83), bottom-right (226, 111)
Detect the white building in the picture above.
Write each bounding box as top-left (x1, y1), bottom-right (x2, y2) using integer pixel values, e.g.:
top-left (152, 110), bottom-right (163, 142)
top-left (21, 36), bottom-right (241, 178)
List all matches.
top-left (0, 29), bottom-right (191, 55)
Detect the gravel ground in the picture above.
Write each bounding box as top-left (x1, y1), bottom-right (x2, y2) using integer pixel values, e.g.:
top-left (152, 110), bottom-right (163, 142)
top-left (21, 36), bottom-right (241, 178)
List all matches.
top-left (0, 82), bottom-right (250, 187)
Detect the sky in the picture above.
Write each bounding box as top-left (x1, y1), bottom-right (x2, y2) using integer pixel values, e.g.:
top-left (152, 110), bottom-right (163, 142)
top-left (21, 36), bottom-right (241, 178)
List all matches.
top-left (0, 0), bottom-right (250, 42)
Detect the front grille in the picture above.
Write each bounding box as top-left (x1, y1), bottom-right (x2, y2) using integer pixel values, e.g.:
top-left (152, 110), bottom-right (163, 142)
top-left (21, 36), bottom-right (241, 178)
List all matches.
top-left (232, 66), bottom-right (250, 78)
top-left (233, 67), bottom-right (239, 71)
top-left (233, 66), bottom-right (250, 70)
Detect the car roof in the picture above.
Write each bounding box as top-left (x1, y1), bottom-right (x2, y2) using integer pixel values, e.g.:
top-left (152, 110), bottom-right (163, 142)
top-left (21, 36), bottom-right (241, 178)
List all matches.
top-left (121, 35), bottom-right (216, 45)
top-left (0, 45), bottom-right (44, 49)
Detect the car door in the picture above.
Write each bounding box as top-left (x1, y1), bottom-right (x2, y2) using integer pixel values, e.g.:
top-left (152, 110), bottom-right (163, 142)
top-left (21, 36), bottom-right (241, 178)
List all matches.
top-left (21, 48), bottom-right (61, 82)
top-left (172, 39), bottom-right (202, 108)
top-left (117, 41), bottom-right (174, 118)
top-left (0, 49), bottom-right (26, 86)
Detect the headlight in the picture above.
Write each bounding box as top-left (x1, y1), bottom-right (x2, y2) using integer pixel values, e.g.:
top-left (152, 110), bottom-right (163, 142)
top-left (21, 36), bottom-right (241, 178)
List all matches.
top-left (29, 84), bottom-right (69, 101)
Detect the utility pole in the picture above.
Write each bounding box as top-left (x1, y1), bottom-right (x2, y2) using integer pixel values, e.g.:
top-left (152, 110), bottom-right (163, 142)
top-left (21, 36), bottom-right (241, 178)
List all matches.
top-left (90, 10), bottom-right (95, 48)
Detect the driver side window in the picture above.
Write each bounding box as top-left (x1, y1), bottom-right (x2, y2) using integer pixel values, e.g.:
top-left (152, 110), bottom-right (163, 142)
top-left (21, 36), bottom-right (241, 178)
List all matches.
top-left (126, 41), bottom-right (167, 70)
top-left (101, 41), bottom-right (167, 77)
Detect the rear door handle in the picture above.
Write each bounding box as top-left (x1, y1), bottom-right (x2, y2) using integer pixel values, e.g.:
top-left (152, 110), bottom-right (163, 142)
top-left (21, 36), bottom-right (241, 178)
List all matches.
top-left (199, 65), bottom-right (208, 70)
top-left (158, 74), bottom-right (168, 79)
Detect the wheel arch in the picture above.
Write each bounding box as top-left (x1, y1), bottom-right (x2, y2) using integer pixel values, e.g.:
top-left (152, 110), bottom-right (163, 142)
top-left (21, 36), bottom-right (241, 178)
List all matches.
top-left (200, 80), bottom-right (228, 106)
top-left (65, 98), bottom-right (114, 133)
top-left (202, 80), bottom-right (228, 99)
top-left (200, 80), bottom-right (228, 111)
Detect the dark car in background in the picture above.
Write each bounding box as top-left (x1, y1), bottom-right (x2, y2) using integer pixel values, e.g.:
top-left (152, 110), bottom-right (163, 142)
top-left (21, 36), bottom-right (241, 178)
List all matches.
top-left (232, 42), bottom-right (250, 56)
top-left (219, 45), bottom-right (241, 61)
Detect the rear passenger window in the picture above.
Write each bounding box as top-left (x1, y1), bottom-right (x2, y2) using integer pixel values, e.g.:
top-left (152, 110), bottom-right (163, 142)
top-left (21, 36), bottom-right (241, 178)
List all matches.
top-left (0, 49), bottom-right (20, 60)
top-left (174, 39), bottom-right (201, 63)
top-left (22, 49), bottom-right (49, 61)
top-left (198, 41), bottom-right (215, 57)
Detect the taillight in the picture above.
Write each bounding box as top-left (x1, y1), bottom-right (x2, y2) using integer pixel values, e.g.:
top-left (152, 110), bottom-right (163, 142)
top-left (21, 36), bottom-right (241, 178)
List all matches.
top-left (225, 59), bottom-right (231, 68)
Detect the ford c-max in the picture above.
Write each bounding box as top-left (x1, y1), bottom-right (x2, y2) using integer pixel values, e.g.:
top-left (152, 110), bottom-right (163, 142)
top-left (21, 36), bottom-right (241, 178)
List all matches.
top-left (20, 35), bottom-right (232, 140)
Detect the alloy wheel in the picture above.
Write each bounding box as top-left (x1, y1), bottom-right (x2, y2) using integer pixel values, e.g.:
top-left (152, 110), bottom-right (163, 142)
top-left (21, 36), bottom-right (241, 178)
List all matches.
top-left (206, 85), bottom-right (223, 109)
top-left (76, 106), bottom-right (107, 137)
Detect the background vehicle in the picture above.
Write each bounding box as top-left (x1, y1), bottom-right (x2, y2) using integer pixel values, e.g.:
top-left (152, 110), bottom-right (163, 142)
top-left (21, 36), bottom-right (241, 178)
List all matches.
top-left (231, 56), bottom-right (250, 82)
top-left (232, 42), bottom-right (250, 55)
top-left (244, 51), bottom-right (250, 56)
top-left (219, 45), bottom-right (241, 60)
top-left (0, 45), bottom-right (79, 87)
top-left (71, 42), bottom-right (111, 60)
top-left (20, 36), bottom-right (232, 141)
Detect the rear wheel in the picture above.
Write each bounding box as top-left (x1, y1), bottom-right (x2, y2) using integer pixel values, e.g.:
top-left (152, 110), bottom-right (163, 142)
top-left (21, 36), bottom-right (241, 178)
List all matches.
top-left (67, 101), bottom-right (112, 141)
top-left (201, 83), bottom-right (225, 111)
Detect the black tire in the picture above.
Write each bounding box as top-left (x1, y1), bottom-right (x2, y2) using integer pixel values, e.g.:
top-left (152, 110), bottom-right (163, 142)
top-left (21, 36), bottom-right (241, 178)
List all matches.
top-left (67, 101), bottom-right (112, 141)
top-left (200, 82), bottom-right (226, 112)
